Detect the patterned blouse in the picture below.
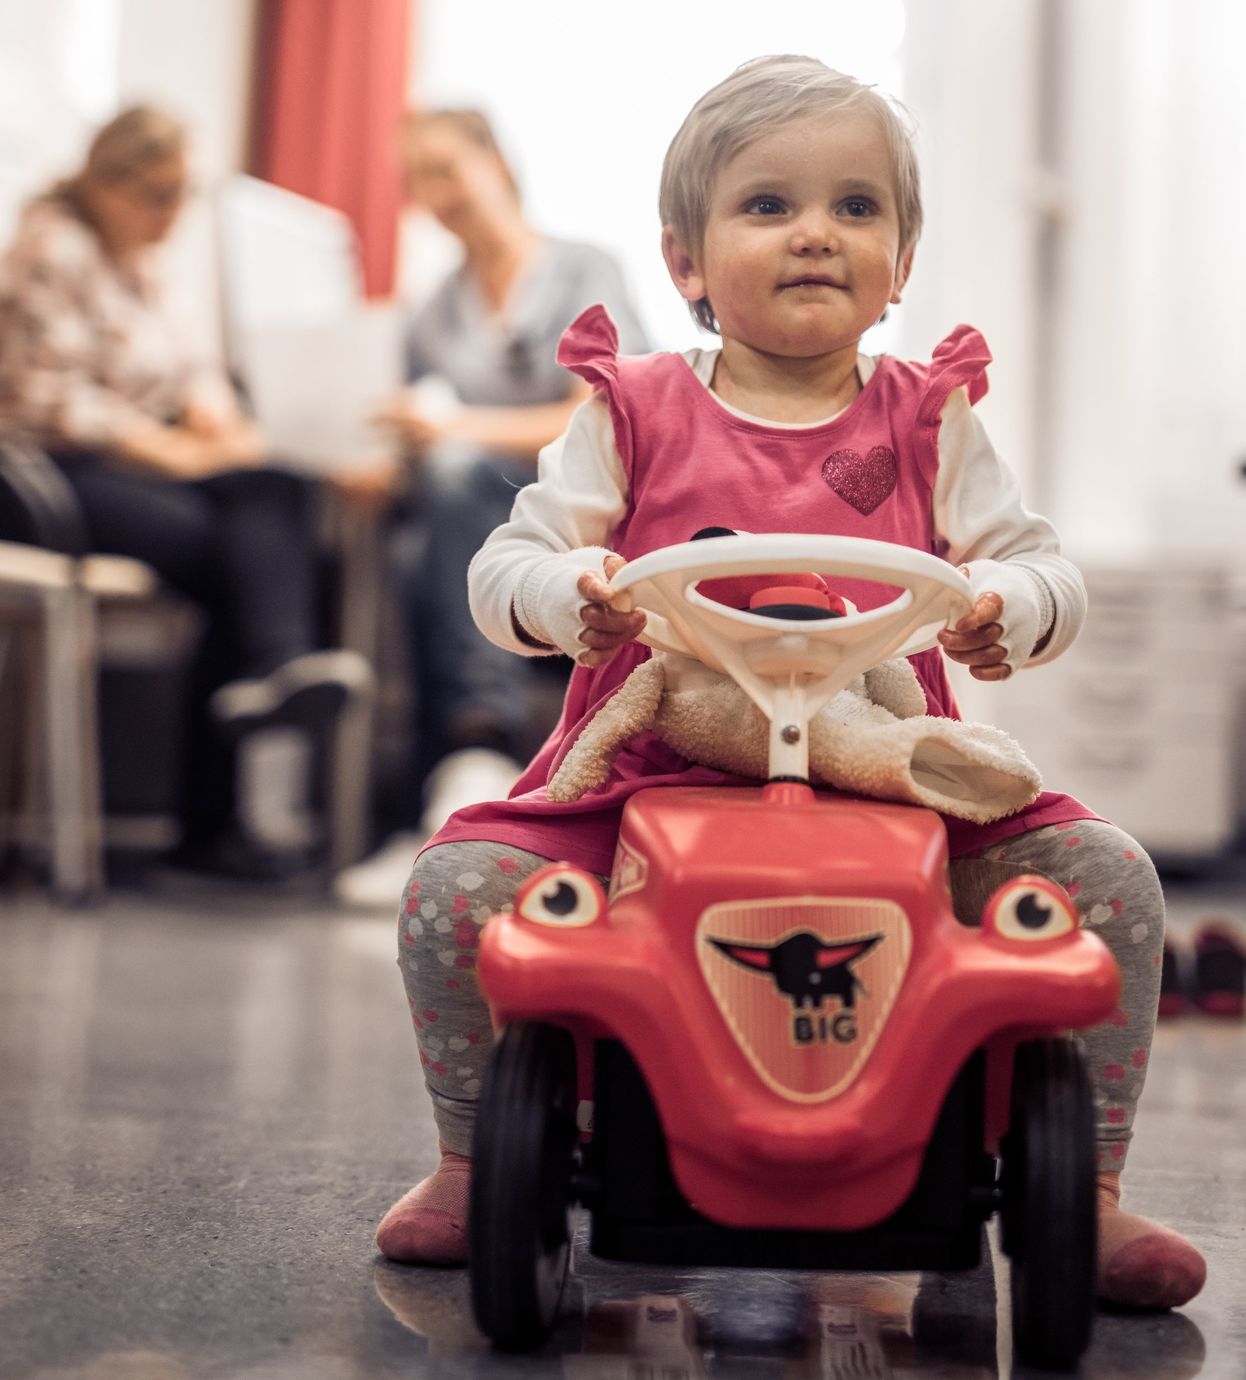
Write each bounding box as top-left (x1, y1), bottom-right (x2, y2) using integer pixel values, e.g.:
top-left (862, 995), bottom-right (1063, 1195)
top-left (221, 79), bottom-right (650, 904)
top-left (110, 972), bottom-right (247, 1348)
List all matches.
top-left (0, 194), bottom-right (232, 451)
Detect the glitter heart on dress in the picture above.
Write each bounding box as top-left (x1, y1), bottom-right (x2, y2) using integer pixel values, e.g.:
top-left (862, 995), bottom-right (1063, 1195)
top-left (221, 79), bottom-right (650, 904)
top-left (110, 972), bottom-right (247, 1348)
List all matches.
top-left (821, 445), bottom-right (897, 515)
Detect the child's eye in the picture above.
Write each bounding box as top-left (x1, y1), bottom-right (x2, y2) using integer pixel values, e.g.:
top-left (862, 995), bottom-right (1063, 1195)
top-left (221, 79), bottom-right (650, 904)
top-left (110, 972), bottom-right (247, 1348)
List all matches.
top-left (839, 197), bottom-right (877, 218)
top-left (745, 196), bottom-right (786, 215)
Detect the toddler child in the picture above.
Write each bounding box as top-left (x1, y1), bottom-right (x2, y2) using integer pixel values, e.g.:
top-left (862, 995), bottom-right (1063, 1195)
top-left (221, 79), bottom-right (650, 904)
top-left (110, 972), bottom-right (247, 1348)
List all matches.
top-left (376, 55), bottom-right (1205, 1310)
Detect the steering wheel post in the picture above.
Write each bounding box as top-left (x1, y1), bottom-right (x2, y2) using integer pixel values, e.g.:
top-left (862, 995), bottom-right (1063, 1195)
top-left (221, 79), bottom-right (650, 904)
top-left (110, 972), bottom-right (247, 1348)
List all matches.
top-left (770, 680), bottom-right (809, 781)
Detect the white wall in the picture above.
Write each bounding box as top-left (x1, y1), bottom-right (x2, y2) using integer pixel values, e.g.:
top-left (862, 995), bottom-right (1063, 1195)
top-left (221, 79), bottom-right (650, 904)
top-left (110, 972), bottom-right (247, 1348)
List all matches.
top-left (1046, 0), bottom-right (1246, 564)
top-left (0, 0), bottom-right (121, 240)
top-left (115, 0), bottom-right (257, 350)
top-left (899, 0), bottom-right (1044, 498)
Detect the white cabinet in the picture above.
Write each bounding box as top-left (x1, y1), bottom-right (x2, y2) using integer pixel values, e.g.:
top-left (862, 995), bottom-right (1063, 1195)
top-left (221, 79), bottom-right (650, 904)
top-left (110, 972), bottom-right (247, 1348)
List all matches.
top-left (976, 565), bottom-right (1244, 859)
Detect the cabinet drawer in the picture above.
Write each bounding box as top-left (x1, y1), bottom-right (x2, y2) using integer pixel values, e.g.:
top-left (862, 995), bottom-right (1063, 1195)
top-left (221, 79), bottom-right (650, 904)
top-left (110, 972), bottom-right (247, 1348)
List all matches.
top-left (1030, 722), bottom-right (1236, 854)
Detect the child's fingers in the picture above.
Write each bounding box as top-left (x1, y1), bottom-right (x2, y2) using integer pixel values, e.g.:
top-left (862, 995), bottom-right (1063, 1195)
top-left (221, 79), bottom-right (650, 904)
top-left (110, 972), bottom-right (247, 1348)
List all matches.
top-left (954, 591), bottom-right (1005, 631)
top-left (969, 662), bottom-right (1013, 682)
top-left (949, 642), bottom-right (1009, 669)
top-left (576, 558), bottom-right (642, 667)
top-left (577, 569), bottom-right (615, 604)
top-left (937, 622), bottom-right (1003, 654)
top-left (581, 602), bottom-right (646, 635)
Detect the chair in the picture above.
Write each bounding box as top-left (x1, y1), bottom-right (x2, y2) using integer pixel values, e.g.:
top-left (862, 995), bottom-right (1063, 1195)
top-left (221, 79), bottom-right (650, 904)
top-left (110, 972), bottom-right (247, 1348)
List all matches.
top-left (0, 440), bottom-right (379, 897)
top-left (0, 438), bottom-right (160, 899)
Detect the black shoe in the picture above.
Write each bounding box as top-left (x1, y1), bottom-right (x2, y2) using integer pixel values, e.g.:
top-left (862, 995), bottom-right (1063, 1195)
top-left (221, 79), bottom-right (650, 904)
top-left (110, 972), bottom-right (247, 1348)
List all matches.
top-left (1192, 921), bottom-right (1245, 1018)
top-left (1158, 937), bottom-right (1190, 1018)
top-left (209, 650), bottom-right (373, 736)
top-left (163, 829), bottom-right (319, 883)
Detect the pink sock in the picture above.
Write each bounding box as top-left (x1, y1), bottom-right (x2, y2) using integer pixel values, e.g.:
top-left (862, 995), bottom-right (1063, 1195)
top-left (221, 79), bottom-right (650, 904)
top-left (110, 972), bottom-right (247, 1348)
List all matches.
top-left (1097, 1173), bottom-right (1206, 1309)
top-left (375, 1145), bottom-right (471, 1266)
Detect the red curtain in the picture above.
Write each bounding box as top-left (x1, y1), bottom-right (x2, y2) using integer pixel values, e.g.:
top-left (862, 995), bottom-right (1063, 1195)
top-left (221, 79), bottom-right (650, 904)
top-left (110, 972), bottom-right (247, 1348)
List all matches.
top-left (251, 0), bottom-right (412, 298)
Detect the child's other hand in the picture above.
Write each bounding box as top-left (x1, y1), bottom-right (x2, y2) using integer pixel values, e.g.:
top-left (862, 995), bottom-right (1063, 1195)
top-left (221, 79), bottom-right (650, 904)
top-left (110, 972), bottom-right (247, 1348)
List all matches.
top-left (937, 589), bottom-right (1012, 681)
top-left (575, 554), bottom-right (647, 667)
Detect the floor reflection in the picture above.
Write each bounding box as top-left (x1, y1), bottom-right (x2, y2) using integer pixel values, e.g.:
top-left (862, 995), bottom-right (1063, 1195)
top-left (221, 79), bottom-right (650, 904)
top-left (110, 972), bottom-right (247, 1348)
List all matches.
top-left (372, 1236), bottom-right (999, 1379)
top-left (372, 1229), bottom-right (1210, 1380)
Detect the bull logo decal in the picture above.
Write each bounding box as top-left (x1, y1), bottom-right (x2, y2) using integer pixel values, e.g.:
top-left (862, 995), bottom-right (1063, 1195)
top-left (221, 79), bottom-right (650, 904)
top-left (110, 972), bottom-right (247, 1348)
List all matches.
top-left (708, 931), bottom-right (883, 1011)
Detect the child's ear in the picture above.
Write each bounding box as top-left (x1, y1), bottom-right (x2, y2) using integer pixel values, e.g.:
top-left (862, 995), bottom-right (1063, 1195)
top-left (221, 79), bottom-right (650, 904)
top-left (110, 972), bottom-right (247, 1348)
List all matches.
top-left (662, 226), bottom-right (707, 304)
top-left (890, 244), bottom-right (916, 305)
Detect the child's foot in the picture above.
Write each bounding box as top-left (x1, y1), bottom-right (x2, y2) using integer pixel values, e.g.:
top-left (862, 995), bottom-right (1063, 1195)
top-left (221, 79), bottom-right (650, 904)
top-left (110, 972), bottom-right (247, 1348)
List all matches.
top-left (1096, 1172), bottom-right (1206, 1309)
top-left (376, 1146), bottom-right (471, 1265)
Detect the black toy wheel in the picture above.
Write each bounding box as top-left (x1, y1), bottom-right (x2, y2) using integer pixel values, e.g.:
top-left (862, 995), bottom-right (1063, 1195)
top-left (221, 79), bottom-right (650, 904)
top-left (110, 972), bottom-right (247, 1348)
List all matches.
top-left (1000, 1037), bottom-right (1097, 1370)
top-left (469, 1021), bottom-right (578, 1349)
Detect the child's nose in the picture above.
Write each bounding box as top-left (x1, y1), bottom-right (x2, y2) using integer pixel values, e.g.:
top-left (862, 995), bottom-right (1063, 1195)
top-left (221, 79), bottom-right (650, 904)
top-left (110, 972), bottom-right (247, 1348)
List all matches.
top-left (789, 210), bottom-right (838, 254)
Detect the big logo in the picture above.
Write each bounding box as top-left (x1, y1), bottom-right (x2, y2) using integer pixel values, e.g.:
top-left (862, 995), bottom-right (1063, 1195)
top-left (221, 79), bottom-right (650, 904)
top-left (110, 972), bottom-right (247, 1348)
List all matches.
top-left (708, 931), bottom-right (883, 1011)
top-left (696, 897), bottom-right (912, 1102)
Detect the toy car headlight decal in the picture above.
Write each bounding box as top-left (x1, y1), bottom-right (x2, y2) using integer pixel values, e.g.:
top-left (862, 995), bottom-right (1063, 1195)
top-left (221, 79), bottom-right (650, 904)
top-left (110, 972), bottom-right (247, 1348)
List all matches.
top-left (983, 875), bottom-right (1078, 942)
top-left (514, 865), bottom-right (606, 928)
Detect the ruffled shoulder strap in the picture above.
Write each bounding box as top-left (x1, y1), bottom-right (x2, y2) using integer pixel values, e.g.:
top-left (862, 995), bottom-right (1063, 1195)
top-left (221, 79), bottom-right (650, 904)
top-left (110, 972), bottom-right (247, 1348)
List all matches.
top-left (556, 303), bottom-right (634, 467)
top-left (915, 325), bottom-right (992, 426)
top-left (556, 302), bottom-right (620, 381)
top-left (906, 325), bottom-right (993, 489)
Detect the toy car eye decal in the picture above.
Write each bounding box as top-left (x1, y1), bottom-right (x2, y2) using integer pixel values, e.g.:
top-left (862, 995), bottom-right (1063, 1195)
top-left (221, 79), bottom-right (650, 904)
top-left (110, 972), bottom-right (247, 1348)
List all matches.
top-left (515, 865), bottom-right (606, 928)
top-left (983, 875), bottom-right (1078, 942)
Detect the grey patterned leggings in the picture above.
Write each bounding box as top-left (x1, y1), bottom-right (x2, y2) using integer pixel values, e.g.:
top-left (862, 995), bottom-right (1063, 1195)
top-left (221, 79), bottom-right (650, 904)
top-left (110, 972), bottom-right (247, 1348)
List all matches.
top-left (396, 821), bottom-right (1162, 1170)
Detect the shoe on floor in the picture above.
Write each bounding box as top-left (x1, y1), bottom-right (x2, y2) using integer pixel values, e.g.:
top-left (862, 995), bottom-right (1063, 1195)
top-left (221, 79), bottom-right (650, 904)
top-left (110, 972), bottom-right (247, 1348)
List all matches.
top-left (1158, 936), bottom-right (1190, 1018)
top-left (210, 649), bottom-right (374, 735)
top-left (1192, 920), bottom-right (1245, 1017)
top-left (162, 829), bottom-right (317, 883)
top-left (420, 747), bottom-right (523, 836)
top-left (334, 830), bottom-right (426, 910)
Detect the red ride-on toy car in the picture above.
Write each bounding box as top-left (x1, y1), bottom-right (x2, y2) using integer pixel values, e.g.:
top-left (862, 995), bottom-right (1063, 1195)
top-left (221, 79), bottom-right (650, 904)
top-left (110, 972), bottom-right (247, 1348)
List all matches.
top-left (468, 535), bottom-right (1119, 1369)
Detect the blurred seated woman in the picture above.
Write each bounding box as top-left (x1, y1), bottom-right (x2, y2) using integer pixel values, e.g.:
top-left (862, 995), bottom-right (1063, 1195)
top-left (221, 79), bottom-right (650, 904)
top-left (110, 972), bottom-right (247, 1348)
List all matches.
top-left (0, 105), bottom-right (370, 873)
top-left (338, 109), bottom-right (648, 901)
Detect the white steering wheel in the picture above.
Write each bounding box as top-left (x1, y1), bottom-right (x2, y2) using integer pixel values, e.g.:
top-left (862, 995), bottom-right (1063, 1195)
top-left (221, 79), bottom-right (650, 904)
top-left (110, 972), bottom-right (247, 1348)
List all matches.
top-left (610, 534), bottom-right (973, 781)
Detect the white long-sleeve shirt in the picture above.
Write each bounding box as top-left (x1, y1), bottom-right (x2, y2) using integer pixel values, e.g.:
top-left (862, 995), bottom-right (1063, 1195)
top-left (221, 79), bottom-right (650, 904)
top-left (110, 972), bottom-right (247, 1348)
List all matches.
top-left (469, 347), bottom-right (1086, 675)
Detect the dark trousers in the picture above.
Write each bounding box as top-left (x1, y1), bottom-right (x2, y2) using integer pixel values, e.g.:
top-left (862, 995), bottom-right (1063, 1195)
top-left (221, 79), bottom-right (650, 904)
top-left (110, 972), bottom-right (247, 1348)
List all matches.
top-left (54, 456), bottom-right (323, 843)
top-left (394, 445), bottom-right (568, 801)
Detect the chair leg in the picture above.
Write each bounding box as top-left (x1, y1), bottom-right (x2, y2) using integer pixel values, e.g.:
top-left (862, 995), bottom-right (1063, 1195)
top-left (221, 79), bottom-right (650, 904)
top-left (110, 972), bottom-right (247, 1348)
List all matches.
top-left (40, 584), bottom-right (105, 901)
top-left (327, 502), bottom-right (380, 873)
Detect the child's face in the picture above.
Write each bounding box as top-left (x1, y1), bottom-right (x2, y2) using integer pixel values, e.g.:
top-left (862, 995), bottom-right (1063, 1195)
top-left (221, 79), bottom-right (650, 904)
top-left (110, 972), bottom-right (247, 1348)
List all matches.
top-left (666, 112), bottom-right (912, 356)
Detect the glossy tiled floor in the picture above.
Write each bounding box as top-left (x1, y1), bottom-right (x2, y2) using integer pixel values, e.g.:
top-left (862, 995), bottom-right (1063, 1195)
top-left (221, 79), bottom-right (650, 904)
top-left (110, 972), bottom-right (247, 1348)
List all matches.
top-left (1, 875), bottom-right (1242, 1380)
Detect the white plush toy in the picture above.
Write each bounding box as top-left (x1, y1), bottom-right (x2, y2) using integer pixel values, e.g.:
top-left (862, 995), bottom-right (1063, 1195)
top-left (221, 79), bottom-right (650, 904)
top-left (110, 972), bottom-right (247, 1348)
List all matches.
top-left (548, 649), bottom-right (1042, 825)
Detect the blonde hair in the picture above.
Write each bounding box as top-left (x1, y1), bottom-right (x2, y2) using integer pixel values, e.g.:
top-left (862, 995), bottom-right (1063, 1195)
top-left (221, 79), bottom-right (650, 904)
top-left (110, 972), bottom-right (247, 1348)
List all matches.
top-left (402, 107), bottom-right (521, 202)
top-left (660, 56), bottom-right (923, 333)
top-left (51, 105), bottom-right (186, 208)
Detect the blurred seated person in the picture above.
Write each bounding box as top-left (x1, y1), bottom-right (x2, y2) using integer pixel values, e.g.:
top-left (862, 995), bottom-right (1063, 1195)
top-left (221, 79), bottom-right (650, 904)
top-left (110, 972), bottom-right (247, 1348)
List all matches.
top-left (0, 105), bottom-right (370, 874)
top-left (337, 108), bottom-right (648, 903)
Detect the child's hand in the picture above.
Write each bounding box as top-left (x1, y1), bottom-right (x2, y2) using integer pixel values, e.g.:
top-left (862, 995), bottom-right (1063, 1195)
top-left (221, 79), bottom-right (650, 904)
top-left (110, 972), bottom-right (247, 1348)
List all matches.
top-left (937, 589), bottom-right (1012, 682)
top-left (575, 554), bottom-right (647, 667)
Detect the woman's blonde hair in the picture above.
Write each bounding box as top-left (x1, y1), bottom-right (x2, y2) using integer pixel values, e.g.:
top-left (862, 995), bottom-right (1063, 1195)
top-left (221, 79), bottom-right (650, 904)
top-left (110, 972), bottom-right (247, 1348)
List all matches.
top-left (54, 105), bottom-right (187, 205)
top-left (660, 55), bottom-right (922, 332)
top-left (402, 107), bottom-right (521, 202)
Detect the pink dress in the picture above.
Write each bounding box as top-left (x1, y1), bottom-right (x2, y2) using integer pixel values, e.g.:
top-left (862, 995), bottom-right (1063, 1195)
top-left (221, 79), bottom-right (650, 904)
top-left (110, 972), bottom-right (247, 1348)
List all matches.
top-left (431, 305), bottom-right (1095, 874)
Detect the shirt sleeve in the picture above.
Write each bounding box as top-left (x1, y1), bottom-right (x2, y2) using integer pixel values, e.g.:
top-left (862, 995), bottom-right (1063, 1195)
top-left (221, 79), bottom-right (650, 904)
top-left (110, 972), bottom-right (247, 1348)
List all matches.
top-left (933, 386), bottom-right (1086, 669)
top-left (468, 390), bottom-right (629, 660)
